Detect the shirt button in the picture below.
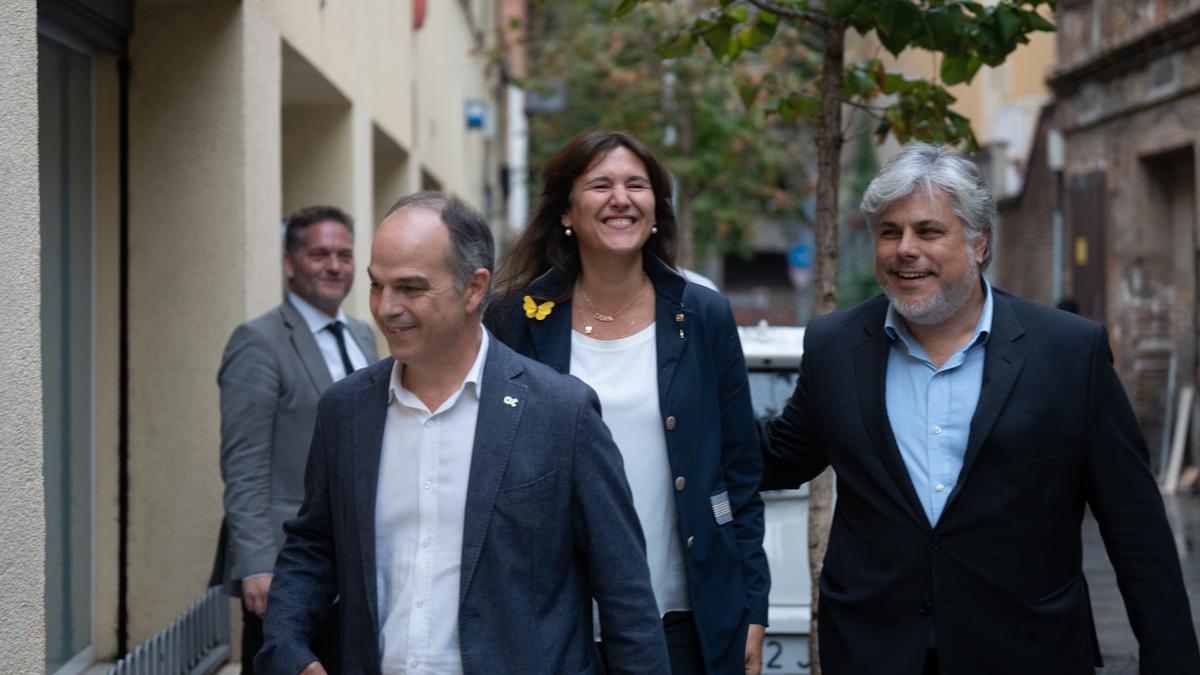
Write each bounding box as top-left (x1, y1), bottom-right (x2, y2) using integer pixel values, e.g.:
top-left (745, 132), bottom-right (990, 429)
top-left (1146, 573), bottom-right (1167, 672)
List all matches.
top-left (935, 483), bottom-right (945, 492)
top-left (416, 600), bottom-right (424, 608)
top-left (665, 416), bottom-right (677, 431)
top-left (919, 601), bottom-right (932, 616)
top-left (422, 538), bottom-right (431, 548)
top-left (674, 476), bottom-right (686, 491)
top-left (932, 425), bottom-right (942, 435)
top-left (423, 480), bottom-right (432, 490)
top-left (686, 536), bottom-right (695, 550)
top-left (424, 419), bottom-right (433, 428)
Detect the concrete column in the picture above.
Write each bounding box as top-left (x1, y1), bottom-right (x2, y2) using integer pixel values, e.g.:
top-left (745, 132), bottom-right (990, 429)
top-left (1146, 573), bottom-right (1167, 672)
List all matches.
top-left (127, 0), bottom-right (281, 644)
top-left (0, 0), bottom-right (46, 670)
top-left (281, 105), bottom-right (353, 215)
top-left (373, 135), bottom-right (411, 226)
top-left (345, 103), bottom-right (374, 320)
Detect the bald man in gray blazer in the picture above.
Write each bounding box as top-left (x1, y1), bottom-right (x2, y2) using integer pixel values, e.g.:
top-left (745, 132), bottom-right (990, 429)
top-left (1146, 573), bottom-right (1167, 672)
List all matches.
top-left (214, 205), bottom-right (378, 673)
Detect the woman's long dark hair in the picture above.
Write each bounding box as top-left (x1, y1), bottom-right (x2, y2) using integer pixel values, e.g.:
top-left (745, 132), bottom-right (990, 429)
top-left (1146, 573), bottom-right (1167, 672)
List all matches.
top-left (493, 130), bottom-right (678, 302)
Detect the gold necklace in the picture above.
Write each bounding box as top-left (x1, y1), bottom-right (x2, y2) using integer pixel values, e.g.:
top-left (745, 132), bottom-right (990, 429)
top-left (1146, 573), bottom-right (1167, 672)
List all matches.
top-left (578, 274), bottom-right (647, 332)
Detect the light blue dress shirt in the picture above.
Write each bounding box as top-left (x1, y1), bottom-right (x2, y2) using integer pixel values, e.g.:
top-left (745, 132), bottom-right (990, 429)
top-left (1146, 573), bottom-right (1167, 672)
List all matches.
top-left (884, 280), bottom-right (993, 526)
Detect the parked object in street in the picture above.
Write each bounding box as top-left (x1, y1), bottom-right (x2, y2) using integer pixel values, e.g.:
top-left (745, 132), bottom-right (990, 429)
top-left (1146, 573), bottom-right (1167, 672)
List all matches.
top-left (740, 322), bottom-right (812, 675)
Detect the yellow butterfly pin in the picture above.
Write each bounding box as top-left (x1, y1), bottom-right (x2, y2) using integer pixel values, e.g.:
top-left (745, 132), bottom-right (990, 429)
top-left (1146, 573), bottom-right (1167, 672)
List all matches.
top-left (523, 295), bottom-right (554, 321)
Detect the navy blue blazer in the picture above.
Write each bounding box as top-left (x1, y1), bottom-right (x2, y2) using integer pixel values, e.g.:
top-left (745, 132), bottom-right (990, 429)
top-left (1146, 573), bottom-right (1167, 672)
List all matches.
top-left (764, 289), bottom-right (1200, 675)
top-left (256, 336), bottom-right (670, 675)
top-left (487, 255), bottom-right (769, 675)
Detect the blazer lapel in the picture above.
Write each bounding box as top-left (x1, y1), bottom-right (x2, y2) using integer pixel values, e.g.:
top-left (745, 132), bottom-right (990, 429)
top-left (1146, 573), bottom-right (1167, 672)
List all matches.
top-left (654, 290), bottom-right (690, 425)
top-left (945, 294), bottom-right (1026, 511)
top-left (352, 361), bottom-right (391, 636)
top-left (348, 318), bottom-right (378, 361)
top-left (853, 307), bottom-right (929, 529)
top-left (522, 268), bottom-right (573, 373)
top-left (526, 299), bottom-right (572, 374)
top-left (459, 340), bottom-right (527, 604)
top-left (282, 301), bottom-right (334, 393)
top-left (643, 255), bottom-right (690, 423)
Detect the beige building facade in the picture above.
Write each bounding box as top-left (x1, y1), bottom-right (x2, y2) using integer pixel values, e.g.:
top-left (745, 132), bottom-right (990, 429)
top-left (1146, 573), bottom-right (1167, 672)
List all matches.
top-left (4, 0), bottom-right (508, 670)
top-left (0, 2), bottom-right (45, 672)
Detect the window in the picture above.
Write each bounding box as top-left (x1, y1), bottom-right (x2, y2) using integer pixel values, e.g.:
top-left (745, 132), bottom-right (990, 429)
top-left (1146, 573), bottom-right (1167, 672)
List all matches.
top-left (39, 32), bottom-right (95, 674)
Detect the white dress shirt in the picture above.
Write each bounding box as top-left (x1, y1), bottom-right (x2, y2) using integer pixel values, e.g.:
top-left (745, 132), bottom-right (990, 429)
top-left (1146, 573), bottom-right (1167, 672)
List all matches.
top-left (287, 291), bottom-right (369, 381)
top-left (571, 324), bottom-right (691, 637)
top-left (375, 330), bottom-right (488, 675)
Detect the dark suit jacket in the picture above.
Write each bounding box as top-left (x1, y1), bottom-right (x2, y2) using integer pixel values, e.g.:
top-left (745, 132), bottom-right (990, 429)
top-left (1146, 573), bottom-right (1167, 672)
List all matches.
top-left (487, 255), bottom-right (769, 675)
top-left (214, 299), bottom-right (377, 592)
top-left (763, 289), bottom-right (1200, 675)
top-left (256, 335), bottom-right (670, 675)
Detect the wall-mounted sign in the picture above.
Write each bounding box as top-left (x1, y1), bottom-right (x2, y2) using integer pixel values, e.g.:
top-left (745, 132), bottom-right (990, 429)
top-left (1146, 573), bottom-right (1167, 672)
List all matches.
top-left (465, 98), bottom-right (487, 130)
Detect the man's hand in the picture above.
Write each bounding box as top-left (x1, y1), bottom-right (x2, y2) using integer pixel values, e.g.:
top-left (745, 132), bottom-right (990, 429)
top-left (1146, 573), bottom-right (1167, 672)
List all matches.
top-left (744, 623), bottom-right (765, 675)
top-left (242, 574), bottom-right (273, 617)
top-left (300, 661), bottom-right (328, 675)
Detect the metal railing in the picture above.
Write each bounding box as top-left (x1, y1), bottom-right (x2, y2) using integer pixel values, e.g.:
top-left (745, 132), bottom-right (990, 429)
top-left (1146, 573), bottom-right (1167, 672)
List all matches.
top-left (108, 585), bottom-right (231, 675)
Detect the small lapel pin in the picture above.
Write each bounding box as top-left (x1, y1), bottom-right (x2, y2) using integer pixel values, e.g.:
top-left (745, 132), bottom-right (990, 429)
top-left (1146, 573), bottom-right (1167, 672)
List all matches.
top-left (675, 313), bottom-right (684, 323)
top-left (503, 395), bottom-right (519, 407)
top-left (679, 329), bottom-right (685, 339)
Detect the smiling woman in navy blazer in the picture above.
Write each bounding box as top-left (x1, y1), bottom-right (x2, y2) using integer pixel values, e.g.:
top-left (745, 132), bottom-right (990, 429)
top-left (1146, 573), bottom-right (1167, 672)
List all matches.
top-left (486, 130), bottom-right (769, 675)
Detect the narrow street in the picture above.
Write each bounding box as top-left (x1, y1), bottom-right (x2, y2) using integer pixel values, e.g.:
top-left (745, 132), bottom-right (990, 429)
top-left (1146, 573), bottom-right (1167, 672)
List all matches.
top-left (1086, 493), bottom-right (1200, 674)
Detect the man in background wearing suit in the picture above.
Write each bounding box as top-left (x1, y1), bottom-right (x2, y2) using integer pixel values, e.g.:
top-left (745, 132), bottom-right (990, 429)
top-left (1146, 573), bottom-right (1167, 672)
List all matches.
top-left (257, 192), bottom-right (669, 675)
top-left (215, 205), bottom-right (378, 673)
top-left (763, 143), bottom-right (1199, 675)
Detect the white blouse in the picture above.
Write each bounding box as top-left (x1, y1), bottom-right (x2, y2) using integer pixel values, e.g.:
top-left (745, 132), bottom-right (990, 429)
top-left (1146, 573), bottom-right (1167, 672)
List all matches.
top-left (571, 323), bottom-right (691, 628)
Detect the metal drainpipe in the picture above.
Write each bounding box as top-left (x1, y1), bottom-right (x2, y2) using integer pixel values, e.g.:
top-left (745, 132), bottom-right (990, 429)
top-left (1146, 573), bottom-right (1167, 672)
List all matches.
top-left (117, 50), bottom-right (131, 658)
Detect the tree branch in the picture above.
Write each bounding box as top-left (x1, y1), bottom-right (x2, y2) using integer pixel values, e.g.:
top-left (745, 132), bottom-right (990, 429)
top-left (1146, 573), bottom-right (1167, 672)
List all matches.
top-left (744, 0), bottom-right (834, 30)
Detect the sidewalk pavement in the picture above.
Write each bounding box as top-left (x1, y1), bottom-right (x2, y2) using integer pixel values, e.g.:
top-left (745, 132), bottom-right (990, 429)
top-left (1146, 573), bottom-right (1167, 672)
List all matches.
top-left (1086, 492), bottom-right (1200, 674)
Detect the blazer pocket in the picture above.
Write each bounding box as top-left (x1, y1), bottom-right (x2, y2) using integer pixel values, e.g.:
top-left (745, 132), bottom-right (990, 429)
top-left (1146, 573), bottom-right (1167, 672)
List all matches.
top-left (1035, 575), bottom-right (1083, 611)
top-left (495, 469), bottom-right (557, 507)
top-left (1019, 432), bottom-right (1082, 463)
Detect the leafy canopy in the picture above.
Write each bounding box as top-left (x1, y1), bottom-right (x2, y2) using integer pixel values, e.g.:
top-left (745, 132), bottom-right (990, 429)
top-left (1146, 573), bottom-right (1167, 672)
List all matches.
top-left (617, 0), bottom-right (1057, 149)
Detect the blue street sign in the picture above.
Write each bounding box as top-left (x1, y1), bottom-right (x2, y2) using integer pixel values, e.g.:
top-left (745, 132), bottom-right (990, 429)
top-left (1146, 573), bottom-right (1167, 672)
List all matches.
top-left (788, 244), bottom-right (813, 269)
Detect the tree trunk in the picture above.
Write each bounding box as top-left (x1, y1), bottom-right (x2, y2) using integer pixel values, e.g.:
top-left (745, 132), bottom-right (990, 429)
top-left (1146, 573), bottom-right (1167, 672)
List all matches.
top-left (808, 13), bottom-right (845, 675)
top-left (676, 94), bottom-right (696, 268)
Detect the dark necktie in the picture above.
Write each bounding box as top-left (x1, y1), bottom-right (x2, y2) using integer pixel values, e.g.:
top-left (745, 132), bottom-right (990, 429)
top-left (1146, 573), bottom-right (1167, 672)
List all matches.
top-left (326, 321), bottom-right (357, 378)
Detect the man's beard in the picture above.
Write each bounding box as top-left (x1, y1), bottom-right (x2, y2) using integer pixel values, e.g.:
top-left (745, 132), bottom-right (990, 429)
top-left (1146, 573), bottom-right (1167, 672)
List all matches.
top-left (880, 250), bottom-right (980, 326)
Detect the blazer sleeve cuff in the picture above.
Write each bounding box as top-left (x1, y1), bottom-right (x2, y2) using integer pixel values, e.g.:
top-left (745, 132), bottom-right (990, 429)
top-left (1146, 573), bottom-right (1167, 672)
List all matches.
top-left (256, 641), bottom-right (318, 675)
top-left (748, 596), bottom-right (771, 626)
top-left (230, 548), bottom-right (280, 581)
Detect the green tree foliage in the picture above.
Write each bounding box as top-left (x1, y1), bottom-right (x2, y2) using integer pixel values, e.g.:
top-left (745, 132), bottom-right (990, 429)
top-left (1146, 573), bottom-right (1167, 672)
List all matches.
top-left (620, 0), bottom-right (1055, 150)
top-left (523, 0), bottom-right (816, 264)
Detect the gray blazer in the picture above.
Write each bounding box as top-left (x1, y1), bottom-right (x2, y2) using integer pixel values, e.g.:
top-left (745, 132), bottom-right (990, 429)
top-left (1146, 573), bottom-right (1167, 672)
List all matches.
top-left (216, 299), bottom-right (377, 590)
top-left (256, 335), bottom-right (670, 675)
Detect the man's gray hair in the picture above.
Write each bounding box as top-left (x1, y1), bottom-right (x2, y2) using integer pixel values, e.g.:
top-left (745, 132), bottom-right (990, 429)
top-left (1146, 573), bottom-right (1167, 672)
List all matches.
top-left (860, 142), bottom-right (997, 271)
top-left (384, 191), bottom-right (495, 301)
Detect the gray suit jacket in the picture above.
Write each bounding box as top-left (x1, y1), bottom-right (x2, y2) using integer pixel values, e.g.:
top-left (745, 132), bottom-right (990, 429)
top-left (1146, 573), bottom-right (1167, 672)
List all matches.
top-left (256, 335), bottom-right (670, 675)
top-left (216, 299), bottom-right (377, 590)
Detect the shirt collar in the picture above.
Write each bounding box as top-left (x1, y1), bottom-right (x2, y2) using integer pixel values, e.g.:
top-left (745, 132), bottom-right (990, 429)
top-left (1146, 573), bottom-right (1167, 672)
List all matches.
top-left (387, 328), bottom-right (489, 409)
top-left (884, 276), bottom-right (994, 350)
top-left (287, 291), bottom-right (349, 334)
